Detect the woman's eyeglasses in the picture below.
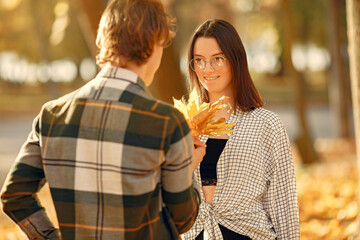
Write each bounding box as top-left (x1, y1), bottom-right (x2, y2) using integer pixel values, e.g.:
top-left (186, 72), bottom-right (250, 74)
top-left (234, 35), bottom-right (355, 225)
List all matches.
top-left (189, 56), bottom-right (227, 72)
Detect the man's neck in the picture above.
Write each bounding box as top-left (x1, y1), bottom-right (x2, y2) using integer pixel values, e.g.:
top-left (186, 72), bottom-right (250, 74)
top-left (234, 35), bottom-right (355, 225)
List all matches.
top-left (125, 62), bottom-right (152, 86)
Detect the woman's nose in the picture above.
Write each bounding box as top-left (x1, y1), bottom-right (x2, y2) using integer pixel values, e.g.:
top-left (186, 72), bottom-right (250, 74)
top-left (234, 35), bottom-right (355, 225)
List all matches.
top-left (203, 60), bottom-right (214, 73)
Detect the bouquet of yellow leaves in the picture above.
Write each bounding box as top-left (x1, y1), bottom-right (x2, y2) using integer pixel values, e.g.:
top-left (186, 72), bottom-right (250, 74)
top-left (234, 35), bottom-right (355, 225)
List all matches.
top-left (173, 89), bottom-right (237, 137)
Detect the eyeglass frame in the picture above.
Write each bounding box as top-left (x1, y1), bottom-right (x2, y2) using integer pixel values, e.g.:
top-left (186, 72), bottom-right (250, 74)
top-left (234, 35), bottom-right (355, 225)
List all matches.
top-left (189, 55), bottom-right (227, 72)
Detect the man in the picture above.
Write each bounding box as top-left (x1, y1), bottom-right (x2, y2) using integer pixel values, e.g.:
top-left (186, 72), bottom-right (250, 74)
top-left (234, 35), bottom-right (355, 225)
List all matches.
top-left (1, 0), bottom-right (205, 239)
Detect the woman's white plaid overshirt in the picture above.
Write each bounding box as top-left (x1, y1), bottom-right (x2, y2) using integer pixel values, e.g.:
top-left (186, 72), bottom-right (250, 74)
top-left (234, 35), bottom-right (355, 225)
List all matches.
top-left (182, 107), bottom-right (300, 240)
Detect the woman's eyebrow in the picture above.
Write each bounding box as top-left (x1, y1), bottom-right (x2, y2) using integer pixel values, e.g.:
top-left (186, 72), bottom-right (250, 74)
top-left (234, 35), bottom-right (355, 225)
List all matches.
top-left (193, 52), bottom-right (224, 57)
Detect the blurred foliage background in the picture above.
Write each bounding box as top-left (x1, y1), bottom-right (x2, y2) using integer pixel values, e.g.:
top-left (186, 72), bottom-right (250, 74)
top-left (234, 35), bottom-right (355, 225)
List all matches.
top-left (0, 0), bottom-right (358, 239)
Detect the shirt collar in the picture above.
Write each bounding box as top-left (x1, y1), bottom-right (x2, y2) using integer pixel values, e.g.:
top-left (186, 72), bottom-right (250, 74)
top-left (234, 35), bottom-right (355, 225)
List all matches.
top-left (96, 65), bottom-right (151, 95)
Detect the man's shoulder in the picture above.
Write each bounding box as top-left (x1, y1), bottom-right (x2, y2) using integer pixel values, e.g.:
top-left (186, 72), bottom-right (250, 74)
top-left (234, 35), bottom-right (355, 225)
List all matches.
top-left (132, 97), bottom-right (185, 121)
top-left (41, 90), bottom-right (79, 112)
top-left (130, 98), bottom-right (190, 146)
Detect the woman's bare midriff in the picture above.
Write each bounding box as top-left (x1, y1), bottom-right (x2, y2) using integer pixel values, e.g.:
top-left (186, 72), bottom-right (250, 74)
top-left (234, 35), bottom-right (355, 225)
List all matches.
top-left (202, 185), bottom-right (216, 205)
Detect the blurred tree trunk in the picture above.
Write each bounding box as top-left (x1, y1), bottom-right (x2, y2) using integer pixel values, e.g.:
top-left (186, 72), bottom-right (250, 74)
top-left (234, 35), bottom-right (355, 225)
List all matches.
top-left (28, 0), bottom-right (59, 99)
top-left (148, 0), bottom-right (196, 103)
top-left (75, 0), bottom-right (107, 59)
top-left (212, 0), bottom-right (233, 22)
top-left (328, 0), bottom-right (351, 138)
top-left (149, 46), bottom-right (187, 103)
top-left (281, 0), bottom-right (317, 164)
top-left (345, 0), bottom-right (360, 236)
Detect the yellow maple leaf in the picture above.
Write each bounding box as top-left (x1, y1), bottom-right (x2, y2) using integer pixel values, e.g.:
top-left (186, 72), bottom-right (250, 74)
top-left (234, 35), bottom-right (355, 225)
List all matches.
top-left (173, 98), bottom-right (188, 118)
top-left (173, 89), bottom-right (236, 137)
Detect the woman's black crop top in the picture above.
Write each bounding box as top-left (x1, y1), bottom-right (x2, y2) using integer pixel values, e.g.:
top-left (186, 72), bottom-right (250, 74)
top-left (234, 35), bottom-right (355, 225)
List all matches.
top-left (200, 138), bottom-right (227, 186)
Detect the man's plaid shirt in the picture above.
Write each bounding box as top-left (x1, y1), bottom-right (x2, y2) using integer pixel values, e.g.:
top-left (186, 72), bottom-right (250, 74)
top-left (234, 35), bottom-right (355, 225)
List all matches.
top-left (1, 66), bottom-right (199, 239)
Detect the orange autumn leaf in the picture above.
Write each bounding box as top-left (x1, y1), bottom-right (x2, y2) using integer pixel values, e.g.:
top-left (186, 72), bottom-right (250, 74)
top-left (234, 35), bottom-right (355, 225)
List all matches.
top-left (173, 89), bottom-right (236, 137)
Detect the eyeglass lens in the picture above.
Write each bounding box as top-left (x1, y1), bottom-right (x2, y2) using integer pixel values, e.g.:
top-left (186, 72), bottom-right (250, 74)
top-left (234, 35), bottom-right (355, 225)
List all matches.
top-left (191, 56), bottom-right (226, 72)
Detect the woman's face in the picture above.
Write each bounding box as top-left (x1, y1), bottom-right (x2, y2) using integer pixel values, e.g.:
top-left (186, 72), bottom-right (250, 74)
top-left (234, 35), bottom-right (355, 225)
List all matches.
top-left (193, 37), bottom-right (232, 101)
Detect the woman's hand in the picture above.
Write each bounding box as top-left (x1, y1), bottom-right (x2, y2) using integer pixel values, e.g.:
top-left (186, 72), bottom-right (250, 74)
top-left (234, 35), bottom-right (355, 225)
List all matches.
top-left (192, 137), bottom-right (206, 171)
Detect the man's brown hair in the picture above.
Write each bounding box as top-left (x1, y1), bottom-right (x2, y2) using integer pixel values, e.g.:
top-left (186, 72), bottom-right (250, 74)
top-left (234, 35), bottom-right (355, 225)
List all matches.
top-left (96, 0), bottom-right (175, 68)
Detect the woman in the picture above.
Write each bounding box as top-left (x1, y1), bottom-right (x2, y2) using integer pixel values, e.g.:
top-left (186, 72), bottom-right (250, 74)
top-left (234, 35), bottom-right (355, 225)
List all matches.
top-left (182, 19), bottom-right (300, 240)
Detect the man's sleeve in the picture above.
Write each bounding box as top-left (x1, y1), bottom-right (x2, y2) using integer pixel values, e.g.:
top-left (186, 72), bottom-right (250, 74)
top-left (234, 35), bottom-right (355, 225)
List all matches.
top-left (1, 115), bottom-right (61, 239)
top-left (161, 109), bottom-right (199, 235)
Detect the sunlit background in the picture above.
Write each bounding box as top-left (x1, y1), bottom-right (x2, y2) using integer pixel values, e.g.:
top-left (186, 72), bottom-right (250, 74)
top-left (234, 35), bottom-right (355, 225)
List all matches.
top-left (0, 0), bottom-right (358, 239)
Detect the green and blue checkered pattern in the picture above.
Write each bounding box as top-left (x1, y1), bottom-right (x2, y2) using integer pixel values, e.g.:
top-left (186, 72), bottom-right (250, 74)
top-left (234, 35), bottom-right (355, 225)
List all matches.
top-left (1, 66), bottom-right (199, 240)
